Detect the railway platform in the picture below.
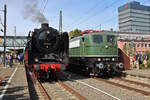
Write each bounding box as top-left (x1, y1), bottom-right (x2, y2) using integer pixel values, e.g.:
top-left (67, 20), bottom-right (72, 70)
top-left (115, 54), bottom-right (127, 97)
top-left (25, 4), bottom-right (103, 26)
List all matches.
top-left (0, 64), bottom-right (30, 100)
top-left (124, 69), bottom-right (150, 79)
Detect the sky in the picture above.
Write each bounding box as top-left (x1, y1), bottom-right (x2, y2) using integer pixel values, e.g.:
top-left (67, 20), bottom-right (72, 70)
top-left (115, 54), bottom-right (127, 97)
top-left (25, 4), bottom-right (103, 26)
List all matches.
top-left (0, 0), bottom-right (149, 36)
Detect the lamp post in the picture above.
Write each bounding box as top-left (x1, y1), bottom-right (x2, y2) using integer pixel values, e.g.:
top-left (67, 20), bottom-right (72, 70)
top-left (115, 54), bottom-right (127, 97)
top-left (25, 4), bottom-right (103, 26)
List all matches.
top-left (14, 26), bottom-right (16, 55)
top-left (4, 5), bottom-right (7, 67)
top-left (0, 5), bottom-right (7, 67)
top-left (59, 10), bottom-right (62, 34)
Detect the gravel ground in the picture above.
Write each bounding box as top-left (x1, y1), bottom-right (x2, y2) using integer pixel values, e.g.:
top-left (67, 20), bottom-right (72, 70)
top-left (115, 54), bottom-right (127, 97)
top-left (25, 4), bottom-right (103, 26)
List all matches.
top-left (2, 65), bottom-right (30, 100)
top-left (65, 72), bottom-right (150, 100)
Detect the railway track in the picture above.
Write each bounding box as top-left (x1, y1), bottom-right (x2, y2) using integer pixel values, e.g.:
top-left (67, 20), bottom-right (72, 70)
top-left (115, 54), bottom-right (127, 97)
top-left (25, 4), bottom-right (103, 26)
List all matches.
top-left (58, 80), bottom-right (86, 100)
top-left (36, 79), bottom-right (86, 100)
top-left (65, 71), bottom-right (150, 99)
top-left (36, 80), bottom-right (51, 100)
top-left (40, 80), bottom-right (85, 100)
top-left (29, 70), bottom-right (150, 100)
top-left (27, 68), bottom-right (85, 100)
top-left (63, 71), bottom-right (121, 100)
top-left (66, 70), bottom-right (150, 96)
top-left (94, 77), bottom-right (150, 96)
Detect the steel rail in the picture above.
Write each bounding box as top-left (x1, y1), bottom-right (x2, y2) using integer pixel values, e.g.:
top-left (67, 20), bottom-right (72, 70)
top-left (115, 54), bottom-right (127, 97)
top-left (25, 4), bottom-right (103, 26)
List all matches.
top-left (114, 77), bottom-right (150, 88)
top-left (94, 77), bottom-right (150, 96)
top-left (58, 80), bottom-right (86, 100)
top-left (37, 80), bottom-right (52, 100)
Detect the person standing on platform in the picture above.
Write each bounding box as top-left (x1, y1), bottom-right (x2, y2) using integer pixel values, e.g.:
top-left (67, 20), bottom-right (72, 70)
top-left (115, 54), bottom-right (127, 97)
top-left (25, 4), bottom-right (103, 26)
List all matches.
top-left (138, 52), bottom-right (143, 65)
top-left (6, 54), bottom-right (9, 67)
top-left (136, 52), bottom-right (139, 69)
top-left (143, 52), bottom-right (148, 68)
top-left (9, 54), bottom-right (13, 67)
top-left (132, 54), bottom-right (136, 68)
top-left (0, 55), bottom-right (2, 65)
top-left (18, 53), bottom-right (23, 65)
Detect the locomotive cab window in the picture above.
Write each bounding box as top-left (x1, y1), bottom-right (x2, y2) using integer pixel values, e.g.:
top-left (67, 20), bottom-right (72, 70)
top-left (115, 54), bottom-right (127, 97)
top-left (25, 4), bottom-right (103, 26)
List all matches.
top-left (107, 35), bottom-right (115, 44)
top-left (92, 35), bottom-right (103, 44)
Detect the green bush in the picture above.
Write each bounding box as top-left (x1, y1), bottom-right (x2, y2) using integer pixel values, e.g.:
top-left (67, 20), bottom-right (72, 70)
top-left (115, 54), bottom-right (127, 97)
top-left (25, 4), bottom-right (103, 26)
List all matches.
top-left (139, 64), bottom-right (145, 69)
top-left (147, 59), bottom-right (150, 68)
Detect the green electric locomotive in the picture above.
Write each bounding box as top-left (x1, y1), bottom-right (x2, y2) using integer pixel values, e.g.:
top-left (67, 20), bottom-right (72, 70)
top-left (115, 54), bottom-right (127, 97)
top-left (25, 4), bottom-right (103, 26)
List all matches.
top-left (69, 30), bottom-right (123, 76)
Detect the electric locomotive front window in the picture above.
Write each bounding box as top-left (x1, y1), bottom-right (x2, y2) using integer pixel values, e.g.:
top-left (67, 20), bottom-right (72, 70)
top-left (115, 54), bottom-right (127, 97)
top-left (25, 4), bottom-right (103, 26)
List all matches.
top-left (93, 35), bottom-right (103, 44)
top-left (107, 35), bottom-right (115, 44)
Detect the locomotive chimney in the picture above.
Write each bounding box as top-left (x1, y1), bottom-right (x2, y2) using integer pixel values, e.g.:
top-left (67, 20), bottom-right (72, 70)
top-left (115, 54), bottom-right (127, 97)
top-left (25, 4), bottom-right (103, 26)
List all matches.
top-left (41, 23), bottom-right (49, 28)
top-left (34, 29), bottom-right (39, 32)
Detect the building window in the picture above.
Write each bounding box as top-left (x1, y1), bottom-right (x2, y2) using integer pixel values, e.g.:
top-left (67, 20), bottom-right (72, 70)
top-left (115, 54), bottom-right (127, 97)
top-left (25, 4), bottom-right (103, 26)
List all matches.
top-left (137, 44), bottom-right (140, 47)
top-left (145, 44), bottom-right (147, 48)
top-left (141, 44), bottom-right (144, 47)
top-left (133, 43), bottom-right (135, 47)
top-left (129, 43), bottom-right (131, 47)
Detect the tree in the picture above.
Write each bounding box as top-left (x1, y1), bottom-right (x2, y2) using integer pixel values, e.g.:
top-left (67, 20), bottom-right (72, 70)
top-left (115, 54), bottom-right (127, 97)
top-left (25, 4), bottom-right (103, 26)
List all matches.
top-left (69, 29), bottom-right (81, 38)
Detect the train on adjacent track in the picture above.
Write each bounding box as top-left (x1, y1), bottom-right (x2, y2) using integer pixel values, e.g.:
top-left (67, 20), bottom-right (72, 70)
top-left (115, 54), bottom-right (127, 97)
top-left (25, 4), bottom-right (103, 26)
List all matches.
top-left (24, 23), bottom-right (69, 80)
top-left (68, 30), bottom-right (124, 76)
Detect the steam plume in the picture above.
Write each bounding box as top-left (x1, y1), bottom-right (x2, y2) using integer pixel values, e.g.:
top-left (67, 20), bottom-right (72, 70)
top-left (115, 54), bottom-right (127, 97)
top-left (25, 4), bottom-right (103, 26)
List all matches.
top-left (23, 0), bottom-right (48, 23)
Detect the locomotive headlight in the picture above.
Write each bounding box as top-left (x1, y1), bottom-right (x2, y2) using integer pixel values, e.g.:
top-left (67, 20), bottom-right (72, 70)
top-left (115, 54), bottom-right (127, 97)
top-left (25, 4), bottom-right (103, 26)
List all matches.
top-left (112, 58), bottom-right (115, 61)
top-left (34, 58), bottom-right (39, 62)
top-left (105, 45), bottom-right (108, 48)
top-left (97, 58), bottom-right (101, 61)
top-left (47, 30), bottom-right (50, 34)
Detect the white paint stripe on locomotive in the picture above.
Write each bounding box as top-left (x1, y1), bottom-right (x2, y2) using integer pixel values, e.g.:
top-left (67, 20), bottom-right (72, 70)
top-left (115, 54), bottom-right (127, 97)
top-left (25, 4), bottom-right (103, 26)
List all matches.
top-left (67, 77), bottom-right (120, 100)
top-left (0, 66), bottom-right (18, 100)
top-left (69, 39), bottom-right (80, 48)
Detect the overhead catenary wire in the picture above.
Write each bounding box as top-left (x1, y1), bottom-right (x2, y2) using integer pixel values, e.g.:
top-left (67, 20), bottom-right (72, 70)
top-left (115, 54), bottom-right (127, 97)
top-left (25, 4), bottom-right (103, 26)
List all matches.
top-left (64, 0), bottom-right (105, 29)
top-left (41, 0), bottom-right (49, 13)
top-left (69, 0), bottom-right (150, 31)
top-left (88, 10), bottom-right (118, 30)
top-left (32, 0), bottom-right (48, 26)
top-left (68, 0), bottom-right (123, 30)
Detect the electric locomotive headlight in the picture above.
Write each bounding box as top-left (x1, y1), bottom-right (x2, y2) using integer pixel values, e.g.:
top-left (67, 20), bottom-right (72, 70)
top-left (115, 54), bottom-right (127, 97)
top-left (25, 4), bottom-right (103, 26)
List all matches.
top-left (99, 63), bottom-right (104, 69)
top-left (105, 45), bottom-right (108, 48)
top-left (112, 58), bottom-right (115, 61)
top-left (119, 63), bottom-right (123, 69)
top-left (97, 58), bottom-right (101, 61)
top-left (34, 58), bottom-right (39, 62)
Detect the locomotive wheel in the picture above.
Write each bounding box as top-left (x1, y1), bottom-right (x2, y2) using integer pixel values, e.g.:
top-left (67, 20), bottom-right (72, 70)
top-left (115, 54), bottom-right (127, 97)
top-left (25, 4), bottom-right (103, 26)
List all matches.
top-left (84, 67), bottom-right (91, 76)
top-left (91, 65), bottom-right (96, 77)
top-left (49, 71), bottom-right (58, 81)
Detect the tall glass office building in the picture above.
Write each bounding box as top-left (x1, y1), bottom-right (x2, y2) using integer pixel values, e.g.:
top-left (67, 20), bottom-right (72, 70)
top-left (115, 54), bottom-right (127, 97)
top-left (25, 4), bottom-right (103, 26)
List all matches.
top-left (118, 1), bottom-right (150, 33)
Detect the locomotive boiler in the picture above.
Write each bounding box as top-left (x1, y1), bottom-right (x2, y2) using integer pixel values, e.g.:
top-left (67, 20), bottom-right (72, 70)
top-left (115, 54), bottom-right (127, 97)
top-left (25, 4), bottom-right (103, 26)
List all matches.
top-left (25, 23), bottom-right (69, 80)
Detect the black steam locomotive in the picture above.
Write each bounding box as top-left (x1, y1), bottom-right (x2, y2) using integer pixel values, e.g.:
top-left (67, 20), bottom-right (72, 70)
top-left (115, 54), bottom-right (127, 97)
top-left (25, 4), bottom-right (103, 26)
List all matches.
top-left (25, 23), bottom-right (69, 80)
